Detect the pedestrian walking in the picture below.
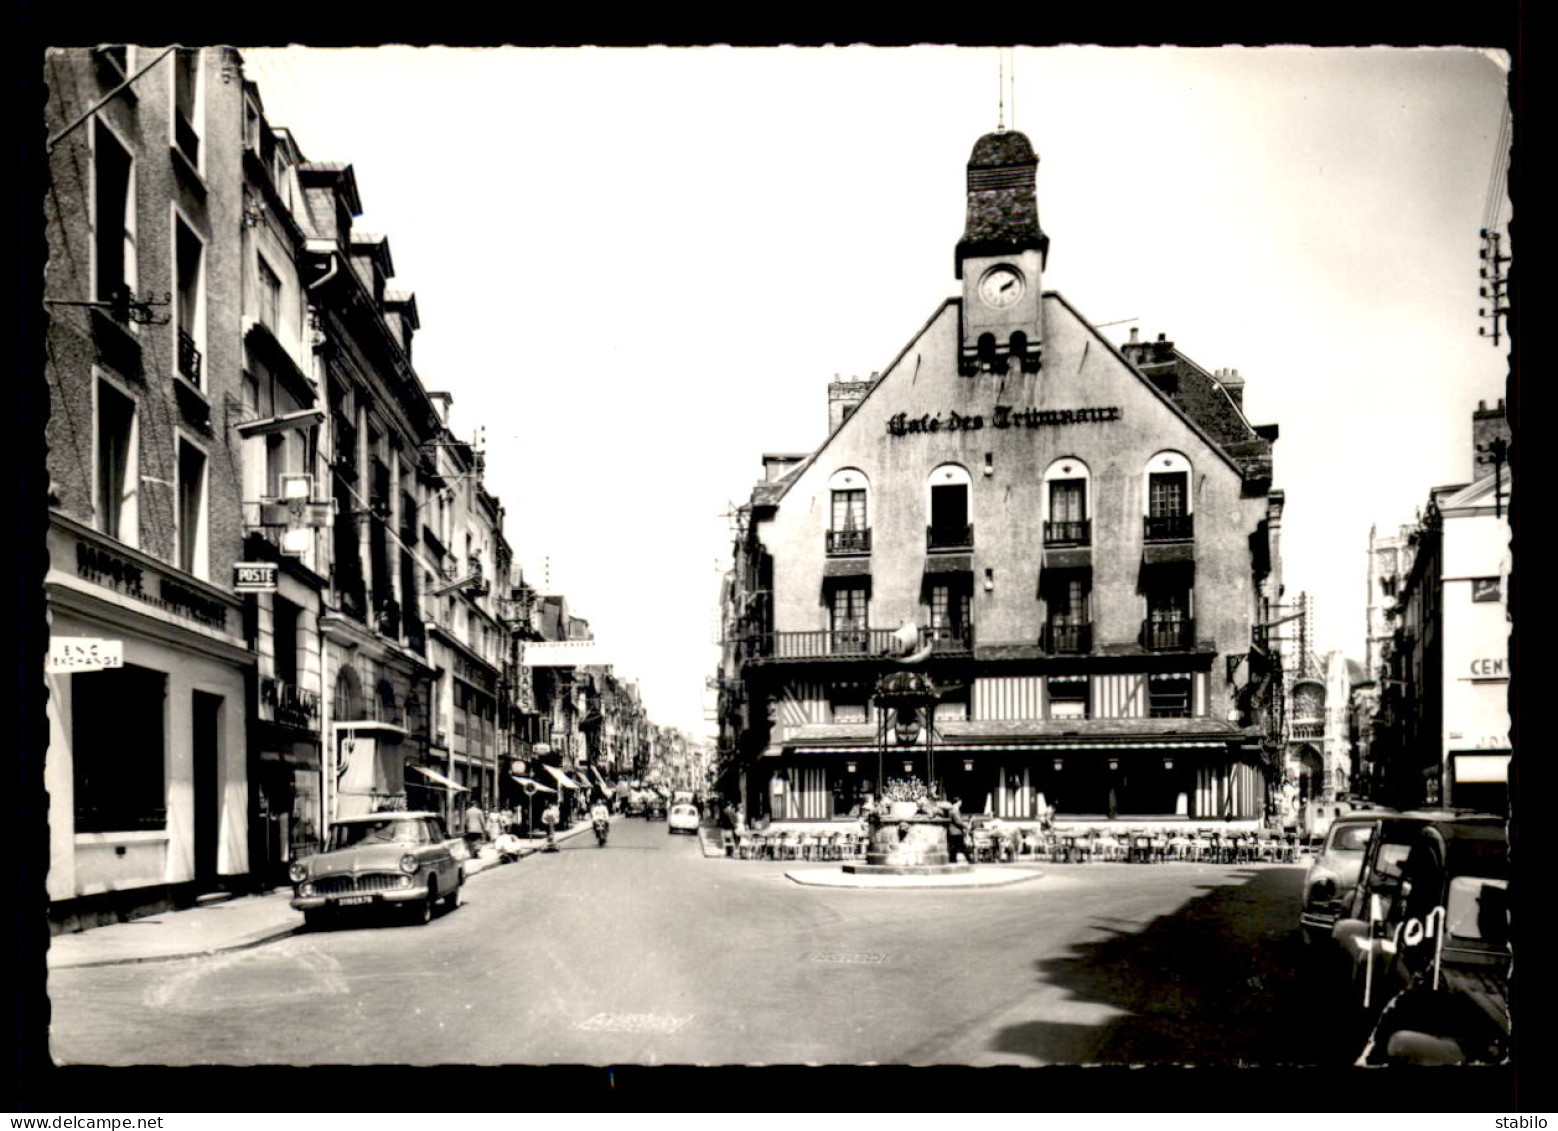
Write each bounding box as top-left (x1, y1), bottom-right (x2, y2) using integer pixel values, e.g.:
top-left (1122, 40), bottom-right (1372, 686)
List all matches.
top-left (541, 801), bottom-right (561, 851)
top-left (464, 802), bottom-right (486, 858)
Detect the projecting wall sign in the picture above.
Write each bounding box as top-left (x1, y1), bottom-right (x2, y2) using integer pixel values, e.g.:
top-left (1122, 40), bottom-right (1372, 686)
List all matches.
top-left (887, 405), bottom-right (1122, 436)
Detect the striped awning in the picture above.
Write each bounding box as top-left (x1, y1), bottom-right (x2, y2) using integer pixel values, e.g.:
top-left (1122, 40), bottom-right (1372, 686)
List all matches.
top-left (412, 764), bottom-right (469, 791)
top-left (510, 774), bottom-right (557, 794)
top-left (590, 767), bottom-right (611, 792)
top-left (543, 765), bottom-right (584, 790)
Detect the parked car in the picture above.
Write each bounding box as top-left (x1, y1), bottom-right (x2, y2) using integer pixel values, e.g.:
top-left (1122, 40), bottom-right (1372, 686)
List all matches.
top-left (290, 811), bottom-right (464, 929)
top-left (1330, 816), bottom-right (1510, 1064)
top-left (668, 803), bottom-right (701, 834)
top-left (1300, 807), bottom-right (1397, 947)
top-left (645, 792), bottom-right (668, 820)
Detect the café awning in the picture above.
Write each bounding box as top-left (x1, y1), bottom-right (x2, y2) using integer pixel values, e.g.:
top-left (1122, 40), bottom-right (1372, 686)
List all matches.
top-left (413, 764), bottom-right (469, 791)
top-left (590, 767), bottom-right (611, 792)
top-left (510, 774), bottom-right (557, 794)
top-left (543, 765), bottom-right (584, 790)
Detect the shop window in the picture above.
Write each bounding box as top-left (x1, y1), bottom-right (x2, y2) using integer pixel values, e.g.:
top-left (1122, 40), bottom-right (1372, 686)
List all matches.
top-left (176, 437), bottom-right (208, 578)
top-left (1148, 675), bottom-right (1192, 718)
top-left (92, 120), bottom-right (137, 309)
top-left (95, 378), bottom-right (138, 545)
top-left (1048, 677), bottom-right (1089, 720)
top-left (73, 664), bottom-right (167, 832)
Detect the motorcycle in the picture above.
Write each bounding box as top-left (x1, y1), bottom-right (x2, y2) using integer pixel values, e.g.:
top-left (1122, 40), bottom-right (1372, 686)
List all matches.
top-left (593, 817), bottom-right (610, 847)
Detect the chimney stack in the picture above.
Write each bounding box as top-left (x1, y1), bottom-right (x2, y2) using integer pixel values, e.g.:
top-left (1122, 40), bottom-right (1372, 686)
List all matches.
top-left (1471, 397), bottom-right (1511, 481)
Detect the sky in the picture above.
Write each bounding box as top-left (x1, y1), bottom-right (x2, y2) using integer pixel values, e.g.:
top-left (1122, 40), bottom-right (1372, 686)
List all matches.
top-left (240, 45), bottom-right (1512, 742)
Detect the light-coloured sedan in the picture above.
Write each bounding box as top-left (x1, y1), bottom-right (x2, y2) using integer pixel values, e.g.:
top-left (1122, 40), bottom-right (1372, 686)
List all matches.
top-left (290, 811), bottom-right (464, 928)
top-left (667, 803), bottom-right (702, 834)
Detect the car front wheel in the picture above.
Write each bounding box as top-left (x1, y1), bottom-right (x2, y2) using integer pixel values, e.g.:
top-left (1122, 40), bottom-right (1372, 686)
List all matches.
top-left (443, 881), bottom-right (461, 912)
top-left (415, 880), bottom-right (437, 925)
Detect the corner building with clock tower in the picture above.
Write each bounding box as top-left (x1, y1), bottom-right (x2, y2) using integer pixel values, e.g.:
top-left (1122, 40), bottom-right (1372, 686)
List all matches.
top-left (716, 128), bottom-right (1287, 833)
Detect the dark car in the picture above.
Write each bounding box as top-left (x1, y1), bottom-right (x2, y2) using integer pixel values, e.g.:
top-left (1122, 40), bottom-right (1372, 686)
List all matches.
top-left (1331, 816), bottom-right (1510, 1064)
top-left (290, 811), bottom-right (464, 929)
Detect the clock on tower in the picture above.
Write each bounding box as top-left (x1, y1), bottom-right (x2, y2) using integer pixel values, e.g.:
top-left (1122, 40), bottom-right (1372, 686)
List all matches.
top-left (955, 130), bottom-right (1049, 376)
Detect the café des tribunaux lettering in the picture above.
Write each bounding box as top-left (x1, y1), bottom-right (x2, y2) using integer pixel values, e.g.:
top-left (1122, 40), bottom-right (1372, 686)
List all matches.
top-left (887, 405), bottom-right (1122, 437)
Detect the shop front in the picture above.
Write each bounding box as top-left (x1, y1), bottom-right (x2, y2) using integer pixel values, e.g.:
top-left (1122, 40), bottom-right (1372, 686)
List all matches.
top-left (45, 514), bottom-right (253, 931)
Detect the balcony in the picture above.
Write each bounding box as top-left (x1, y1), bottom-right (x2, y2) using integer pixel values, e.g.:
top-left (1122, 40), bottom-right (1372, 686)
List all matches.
top-left (1043, 519), bottom-right (1091, 547)
top-left (177, 328), bottom-right (203, 386)
top-left (745, 628), bottom-right (898, 660)
top-left (1142, 617), bottom-right (1195, 651)
top-left (1144, 513), bottom-right (1194, 542)
top-left (826, 528), bottom-right (872, 556)
top-left (927, 524), bottom-right (974, 552)
top-left (922, 624), bottom-right (975, 655)
top-left (260, 677), bottom-right (321, 731)
top-left (1041, 621), bottom-right (1093, 654)
top-left (1290, 721), bottom-right (1324, 741)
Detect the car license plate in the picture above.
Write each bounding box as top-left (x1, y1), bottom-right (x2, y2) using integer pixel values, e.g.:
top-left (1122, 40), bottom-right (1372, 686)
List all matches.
top-left (338, 895), bottom-right (373, 906)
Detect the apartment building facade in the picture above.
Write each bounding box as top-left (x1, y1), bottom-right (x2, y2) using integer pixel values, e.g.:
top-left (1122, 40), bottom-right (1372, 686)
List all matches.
top-left (43, 46), bottom-right (255, 925)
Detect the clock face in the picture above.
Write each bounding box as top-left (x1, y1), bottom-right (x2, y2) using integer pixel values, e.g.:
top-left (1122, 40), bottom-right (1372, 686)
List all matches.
top-left (979, 266), bottom-right (1025, 309)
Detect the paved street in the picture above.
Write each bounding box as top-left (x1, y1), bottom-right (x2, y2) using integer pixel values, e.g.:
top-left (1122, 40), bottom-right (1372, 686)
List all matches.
top-left (50, 817), bottom-right (1340, 1067)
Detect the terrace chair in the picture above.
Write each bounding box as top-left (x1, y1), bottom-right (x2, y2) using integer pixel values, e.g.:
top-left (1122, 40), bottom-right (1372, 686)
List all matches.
top-left (1094, 830), bottom-right (1125, 862)
top-left (1166, 833), bottom-right (1192, 862)
top-left (720, 830), bottom-right (736, 858)
top-left (1125, 827), bottom-right (1150, 863)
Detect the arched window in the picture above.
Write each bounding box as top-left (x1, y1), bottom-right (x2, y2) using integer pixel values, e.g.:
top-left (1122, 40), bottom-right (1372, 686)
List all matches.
top-left (927, 464), bottom-right (973, 551)
top-left (1143, 451), bottom-right (1194, 542)
top-left (826, 468), bottom-right (870, 555)
top-left (333, 666), bottom-right (363, 722)
top-left (1042, 456), bottom-right (1091, 547)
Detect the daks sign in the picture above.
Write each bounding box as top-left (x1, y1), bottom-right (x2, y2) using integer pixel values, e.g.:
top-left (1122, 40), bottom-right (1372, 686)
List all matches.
top-left (887, 404), bottom-right (1121, 436)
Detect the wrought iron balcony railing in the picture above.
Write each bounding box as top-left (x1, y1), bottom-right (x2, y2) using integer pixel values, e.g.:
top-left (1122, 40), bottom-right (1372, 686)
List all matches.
top-left (1142, 617), bottom-right (1195, 651)
top-left (177, 327), bottom-right (202, 385)
top-left (743, 628), bottom-right (896, 660)
top-left (922, 624), bottom-right (975, 654)
top-left (1041, 621), bottom-right (1092, 654)
top-left (1043, 519), bottom-right (1091, 547)
top-left (1144, 513), bottom-right (1194, 542)
top-left (926, 524), bottom-right (974, 552)
top-left (825, 528), bottom-right (872, 555)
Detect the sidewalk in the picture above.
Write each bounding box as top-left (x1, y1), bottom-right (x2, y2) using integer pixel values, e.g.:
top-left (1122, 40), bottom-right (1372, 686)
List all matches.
top-left (46, 818), bottom-right (602, 971)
